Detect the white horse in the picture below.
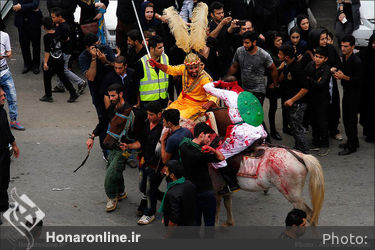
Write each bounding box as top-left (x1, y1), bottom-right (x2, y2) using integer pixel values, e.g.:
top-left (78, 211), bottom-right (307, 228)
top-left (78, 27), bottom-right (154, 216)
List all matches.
top-left (208, 145), bottom-right (325, 226)
top-left (208, 108), bottom-right (325, 226)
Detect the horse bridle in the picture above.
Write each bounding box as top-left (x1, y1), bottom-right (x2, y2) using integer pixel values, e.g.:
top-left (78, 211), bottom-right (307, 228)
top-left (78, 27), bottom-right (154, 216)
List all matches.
top-left (106, 112), bottom-right (134, 142)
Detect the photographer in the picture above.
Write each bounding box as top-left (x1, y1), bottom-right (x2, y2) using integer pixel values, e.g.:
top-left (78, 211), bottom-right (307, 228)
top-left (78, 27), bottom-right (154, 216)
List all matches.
top-left (79, 33), bottom-right (115, 161)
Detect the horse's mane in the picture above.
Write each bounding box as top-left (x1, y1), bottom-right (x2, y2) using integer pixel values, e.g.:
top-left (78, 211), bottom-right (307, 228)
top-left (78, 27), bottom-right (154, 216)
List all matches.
top-left (116, 103), bottom-right (132, 116)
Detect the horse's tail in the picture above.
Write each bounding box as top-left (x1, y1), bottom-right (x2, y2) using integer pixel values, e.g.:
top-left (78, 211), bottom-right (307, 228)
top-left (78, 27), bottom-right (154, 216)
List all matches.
top-left (301, 154), bottom-right (325, 226)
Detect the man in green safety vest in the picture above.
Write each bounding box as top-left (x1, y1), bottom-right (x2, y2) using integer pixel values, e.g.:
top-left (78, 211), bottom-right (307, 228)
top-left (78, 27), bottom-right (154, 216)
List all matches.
top-left (134, 35), bottom-right (169, 109)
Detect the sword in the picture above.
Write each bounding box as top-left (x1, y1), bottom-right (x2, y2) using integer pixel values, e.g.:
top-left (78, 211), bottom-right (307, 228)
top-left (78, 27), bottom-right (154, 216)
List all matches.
top-left (73, 149), bottom-right (91, 173)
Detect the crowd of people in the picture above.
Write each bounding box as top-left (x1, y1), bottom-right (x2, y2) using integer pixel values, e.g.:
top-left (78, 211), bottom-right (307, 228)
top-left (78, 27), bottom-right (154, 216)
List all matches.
top-left (0, 0), bottom-right (374, 235)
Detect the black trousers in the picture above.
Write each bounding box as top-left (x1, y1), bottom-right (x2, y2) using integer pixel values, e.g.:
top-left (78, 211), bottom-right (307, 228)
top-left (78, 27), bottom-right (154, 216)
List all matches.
top-left (43, 59), bottom-right (76, 97)
top-left (342, 89), bottom-right (361, 150)
top-left (252, 92), bottom-right (271, 142)
top-left (18, 24), bottom-right (41, 69)
top-left (0, 149), bottom-right (10, 212)
top-left (139, 165), bottom-right (164, 216)
top-left (311, 98), bottom-right (330, 147)
top-left (266, 87), bottom-right (281, 132)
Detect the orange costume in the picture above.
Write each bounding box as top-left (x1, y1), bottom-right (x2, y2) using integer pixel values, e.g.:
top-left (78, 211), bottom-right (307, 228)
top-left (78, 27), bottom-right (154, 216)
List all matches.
top-left (164, 64), bottom-right (218, 119)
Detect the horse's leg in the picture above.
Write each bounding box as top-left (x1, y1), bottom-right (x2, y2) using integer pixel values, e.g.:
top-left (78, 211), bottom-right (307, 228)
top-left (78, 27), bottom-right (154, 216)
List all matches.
top-left (222, 193), bottom-right (234, 226)
top-left (215, 194), bottom-right (222, 226)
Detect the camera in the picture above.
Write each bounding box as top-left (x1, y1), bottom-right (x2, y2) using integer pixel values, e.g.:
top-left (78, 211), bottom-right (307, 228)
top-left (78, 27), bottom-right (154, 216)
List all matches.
top-left (94, 44), bottom-right (106, 52)
top-left (237, 20), bottom-right (246, 26)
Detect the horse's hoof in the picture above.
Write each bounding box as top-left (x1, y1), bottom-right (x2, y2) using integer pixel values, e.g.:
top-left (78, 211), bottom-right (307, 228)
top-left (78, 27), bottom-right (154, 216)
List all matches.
top-left (264, 190), bottom-right (269, 195)
top-left (221, 222), bottom-right (234, 227)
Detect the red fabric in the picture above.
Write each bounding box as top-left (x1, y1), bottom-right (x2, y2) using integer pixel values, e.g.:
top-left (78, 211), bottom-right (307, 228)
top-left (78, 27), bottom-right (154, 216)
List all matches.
top-left (181, 90), bottom-right (206, 103)
top-left (215, 80), bottom-right (244, 94)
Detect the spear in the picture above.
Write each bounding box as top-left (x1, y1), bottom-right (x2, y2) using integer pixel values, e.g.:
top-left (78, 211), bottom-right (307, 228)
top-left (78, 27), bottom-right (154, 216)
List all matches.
top-left (131, 0), bottom-right (151, 58)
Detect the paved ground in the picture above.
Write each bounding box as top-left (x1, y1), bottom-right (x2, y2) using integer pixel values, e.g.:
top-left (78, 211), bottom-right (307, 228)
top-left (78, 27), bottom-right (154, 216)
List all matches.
top-left (1, 1), bottom-right (374, 227)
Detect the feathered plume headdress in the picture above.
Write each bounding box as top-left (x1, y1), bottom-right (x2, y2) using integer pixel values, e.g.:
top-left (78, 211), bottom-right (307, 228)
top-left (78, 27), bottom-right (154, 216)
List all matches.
top-left (163, 2), bottom-right (208, 64)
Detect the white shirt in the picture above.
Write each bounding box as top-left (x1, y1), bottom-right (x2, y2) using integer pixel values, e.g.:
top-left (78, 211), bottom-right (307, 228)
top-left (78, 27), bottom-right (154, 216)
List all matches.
top-left (0, 31), bottom-right (11, 77)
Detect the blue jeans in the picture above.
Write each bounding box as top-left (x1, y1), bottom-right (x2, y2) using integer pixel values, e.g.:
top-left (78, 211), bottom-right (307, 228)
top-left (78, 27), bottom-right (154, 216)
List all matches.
top-left (0, 71), bottom-right (18, 121)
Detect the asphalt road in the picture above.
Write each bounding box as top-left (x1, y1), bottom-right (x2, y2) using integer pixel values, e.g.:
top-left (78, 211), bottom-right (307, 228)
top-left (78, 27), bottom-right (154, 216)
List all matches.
top-left (1, 1), bottom-right (374, 228)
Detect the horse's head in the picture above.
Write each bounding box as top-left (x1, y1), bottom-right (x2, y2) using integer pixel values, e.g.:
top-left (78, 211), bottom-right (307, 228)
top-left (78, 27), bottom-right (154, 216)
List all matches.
top-left (103, 105), bottom-right (133, 149)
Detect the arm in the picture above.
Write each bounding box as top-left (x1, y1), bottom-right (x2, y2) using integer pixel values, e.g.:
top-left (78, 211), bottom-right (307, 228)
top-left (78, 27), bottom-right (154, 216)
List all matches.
top-left (209, 17), bottom-right (232, 39)
top-left (227, 62), bottom-right (239, 76)
top-left (11, 141), bottom-right (20, 158)
top-left (161, 139), bottom-right (172, 164)
top-left (149, 59), bottom-right (184, 76)
top-left (43, 52), bottom-right (50, 71)
top-left (313, 67), bottom-right (331, 89)
top-left (284, 88), bottom-right (309, 107)
top-left (16, 0), bottom-right (40, 11)
top-left (119, 140), bottom-right (141, 151)
top-left (203, 81), bottom-right (232, 101)
top-left (268, 63), bottom-right (279, 87)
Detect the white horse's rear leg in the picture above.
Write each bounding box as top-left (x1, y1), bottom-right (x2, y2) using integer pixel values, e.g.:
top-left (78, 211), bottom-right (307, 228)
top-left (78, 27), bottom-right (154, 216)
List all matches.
top-left (275, 177), bottom-right (313, 222)
top-left (222, 193), bottom-right (234, 226)
top-left (215, 194), bottom-right (222, 225)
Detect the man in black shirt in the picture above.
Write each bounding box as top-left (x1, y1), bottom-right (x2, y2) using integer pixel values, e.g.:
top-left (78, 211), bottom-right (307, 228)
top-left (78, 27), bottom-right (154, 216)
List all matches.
top-left (102, 56), bottom-right (136, 106)
top-left (278, 44), bottom-right (309, 154)
top-left (333, 35), bottom-right (363, 155)
top-left (50, 7), bottom-right (87, 94)
top-left (13, 0), bottom-right (43, 74)
top-left (120, 101), bottom-right (163, 225)
top-left (179, 122), bottom-right (224, 230)
top-left (79, 33), bottom-right (115, 159)
top-left (159, 160), bottom-right (197, 238)
top-left (305, 47), bottom-right (331, 155)
top-left (40, 17), bottom-right (79, 103)
top-left (208, 1), bottom-right (237, 74)
top-left (126, 29), bottom-right (147, 69)
top-left (0, 86), bottom-right (20, 224)
top-left (116, 0), bottom-right (143, 57)
top-left (47, 0), bottom-right (77, 25)
top-left (86, 84), bottom-right (132, 212)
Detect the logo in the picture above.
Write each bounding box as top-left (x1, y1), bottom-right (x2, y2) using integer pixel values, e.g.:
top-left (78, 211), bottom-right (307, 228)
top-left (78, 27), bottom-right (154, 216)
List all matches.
top-left (2, 188), bottom-right (45, 250)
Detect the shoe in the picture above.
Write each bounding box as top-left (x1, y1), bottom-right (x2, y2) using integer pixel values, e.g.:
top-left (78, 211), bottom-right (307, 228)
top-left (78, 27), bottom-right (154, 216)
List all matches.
top-left (270, 131), bottom-right (282, 140)
top-left (21, 66), bottom-right (31, 74)
top-left (338, 148), bottom-right (356, 156)
top-left (318, 147), bottom-right (330, 157)
top-left (117, 192), bottom-right (127, 201)
top-left (105, 198), bottom-right (118, 212)
top-left (309, 145), bottom-right (320, 151)
top-left (78, 80), bottom-right (87, 95)
top-left (137, 215), bottom-right (155, 225)
top-left (10, 121), bottom-right (26, 131)
top-left (39, 95), bottom-right (53, 102)
top-left (137, 198), bottom-right (147, 217)
top-left (339, 143), bottom-right (347, 149)
top-left (32, 67), bottom-right (40, 74)
top-left (67, 93), bottom-right (79, 103)
top-left (334, 133), bottom-right (343, 141)
top-left (52, 86), bottom-right (65, 93)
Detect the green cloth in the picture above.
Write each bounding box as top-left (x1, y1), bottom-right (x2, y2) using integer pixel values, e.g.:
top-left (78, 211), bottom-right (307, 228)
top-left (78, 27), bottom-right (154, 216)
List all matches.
top-left (104, 150), bottom-right (129, 198)
top-left (178, 137), bottom-right (201, 162)
top-left (158, 177), bottom-right (186, 213)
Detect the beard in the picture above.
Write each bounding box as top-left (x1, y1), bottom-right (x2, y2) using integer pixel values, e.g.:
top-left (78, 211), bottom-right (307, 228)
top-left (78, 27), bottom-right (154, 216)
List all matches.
top-left (245, 45), bottom-right (254, 51)
top-left (111, 98), bottom-right (120, 105)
